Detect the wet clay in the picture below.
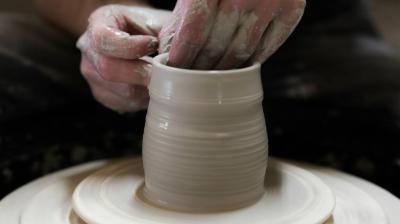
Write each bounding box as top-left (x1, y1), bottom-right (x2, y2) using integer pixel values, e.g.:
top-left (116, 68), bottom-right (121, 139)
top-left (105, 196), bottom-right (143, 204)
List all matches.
top-left (142, 53), bottom-right (268, 212)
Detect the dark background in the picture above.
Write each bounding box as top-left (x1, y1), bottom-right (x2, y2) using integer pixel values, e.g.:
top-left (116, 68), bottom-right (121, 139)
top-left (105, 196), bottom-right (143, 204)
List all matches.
top-left (1, 1), bottom-right (400, 49)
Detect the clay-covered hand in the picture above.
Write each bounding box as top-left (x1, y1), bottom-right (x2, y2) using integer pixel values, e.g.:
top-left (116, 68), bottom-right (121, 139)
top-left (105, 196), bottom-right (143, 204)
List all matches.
top-left (160, 0), bottom-right (306, 70)
top-left (77, 5), bottom-right (171, 113)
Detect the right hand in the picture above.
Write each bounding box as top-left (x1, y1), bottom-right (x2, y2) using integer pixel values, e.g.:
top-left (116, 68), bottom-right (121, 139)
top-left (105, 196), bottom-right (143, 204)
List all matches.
top-left (159, 0), bottom-right (306, 70)
top-left (77, 5), bottom-right (171, 113)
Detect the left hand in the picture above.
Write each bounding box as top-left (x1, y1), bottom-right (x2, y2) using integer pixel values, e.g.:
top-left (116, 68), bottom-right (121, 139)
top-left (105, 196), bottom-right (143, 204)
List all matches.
top-left (77, 5), bottom-right (171, 113)
top-left (159, 0), bottom-right (306, 70)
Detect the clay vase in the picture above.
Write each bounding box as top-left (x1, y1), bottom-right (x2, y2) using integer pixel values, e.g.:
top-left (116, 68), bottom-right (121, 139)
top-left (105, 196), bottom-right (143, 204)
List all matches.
top-left (142, 53), bottom-right (268, 212)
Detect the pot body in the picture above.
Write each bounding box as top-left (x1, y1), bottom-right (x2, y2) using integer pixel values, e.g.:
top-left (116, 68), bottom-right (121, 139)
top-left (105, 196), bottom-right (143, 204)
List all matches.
top-left (143, 54), bottom-right (268, 212)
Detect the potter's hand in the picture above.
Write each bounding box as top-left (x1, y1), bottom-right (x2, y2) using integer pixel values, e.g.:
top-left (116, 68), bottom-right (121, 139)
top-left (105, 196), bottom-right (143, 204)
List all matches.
top-left (160, 0), bottom-right (306, 70)
top-left (77, 5), bottom-right (171, 112)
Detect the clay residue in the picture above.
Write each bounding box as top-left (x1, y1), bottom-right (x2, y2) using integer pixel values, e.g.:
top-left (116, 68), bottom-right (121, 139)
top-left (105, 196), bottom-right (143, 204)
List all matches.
top-left (235, 12), bottom-right (259, 61)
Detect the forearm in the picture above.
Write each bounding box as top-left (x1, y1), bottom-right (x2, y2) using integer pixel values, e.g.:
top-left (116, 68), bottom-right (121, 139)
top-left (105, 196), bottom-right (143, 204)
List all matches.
top-left (34, 0), bottom-right (151, 37)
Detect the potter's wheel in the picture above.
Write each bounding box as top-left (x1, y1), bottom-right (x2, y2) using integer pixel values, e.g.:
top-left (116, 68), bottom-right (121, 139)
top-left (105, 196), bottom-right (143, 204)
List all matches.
top-left (72, 158), bottom-right (334, 224)
top-left (304, 164), bottom-right (388, 223)
top-left (1, 157), bottom-right (398, 224)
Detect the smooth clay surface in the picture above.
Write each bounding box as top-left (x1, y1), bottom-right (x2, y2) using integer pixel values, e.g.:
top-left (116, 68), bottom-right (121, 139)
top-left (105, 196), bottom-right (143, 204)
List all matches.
top-left (142, 54), bottom-right (268, 212)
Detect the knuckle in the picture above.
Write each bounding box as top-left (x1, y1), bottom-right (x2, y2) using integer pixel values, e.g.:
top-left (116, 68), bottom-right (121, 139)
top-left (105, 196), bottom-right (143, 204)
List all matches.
top-left (80, 68), bottom-right (92, 79)
top-left (205, 42), bottom-right (226, 55)
top-left (80, 64), bottom-right (90, 76)
top-left (76, 34), bottom-right (89, 51)
top-left (232, 47), bottom-right (253, 62)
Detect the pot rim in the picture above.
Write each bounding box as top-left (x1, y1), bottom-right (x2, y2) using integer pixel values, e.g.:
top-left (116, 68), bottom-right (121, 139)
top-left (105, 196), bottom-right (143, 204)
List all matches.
top-left (153, 53), bottom-right (261, 76)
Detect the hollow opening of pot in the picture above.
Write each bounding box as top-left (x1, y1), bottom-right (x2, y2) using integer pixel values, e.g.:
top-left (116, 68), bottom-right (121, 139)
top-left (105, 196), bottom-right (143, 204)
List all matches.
top-left (154, 53), bottom-right (260, 75)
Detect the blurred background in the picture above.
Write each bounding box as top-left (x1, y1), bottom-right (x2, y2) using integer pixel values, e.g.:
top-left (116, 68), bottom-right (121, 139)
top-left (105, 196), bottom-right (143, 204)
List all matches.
top-left (1, 0), bottom-right (399, 49)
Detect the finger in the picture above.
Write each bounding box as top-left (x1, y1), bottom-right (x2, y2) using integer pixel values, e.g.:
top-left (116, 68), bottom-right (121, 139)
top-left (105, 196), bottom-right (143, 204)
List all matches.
top-left (215, 0), bottom-right (277, 69)
top-left (87, 5), bottom-right (159, 59)
top-left (251, 0), bottom-right (306, 63)
top-left (192, 0), bottom-right (241, 70)
top-left (90, 84), bottom-right (149, 113)
top-left (81, 55), bottom-right (148, 101)
top-left (89, 53), bottom-right (151, 86)
top-left (89, 24), bottom-right (158, 59)
top-left (96, 56), bottom-right (151, 86)
top-left (168, 0), bottom-right (219, 68)
top-left (159, 0), bottom-right (185, 53)
top-left (80, 40), bottom-right (151, 86)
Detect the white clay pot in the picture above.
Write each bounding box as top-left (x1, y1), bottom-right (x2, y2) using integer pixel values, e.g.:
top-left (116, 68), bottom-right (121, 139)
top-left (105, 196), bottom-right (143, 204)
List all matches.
top-left (142, 54), bottom-right (268, 212)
